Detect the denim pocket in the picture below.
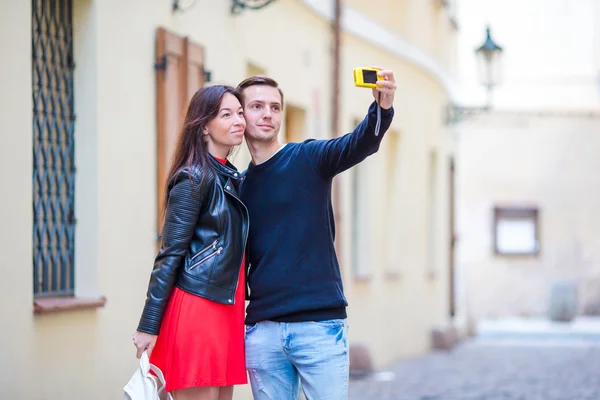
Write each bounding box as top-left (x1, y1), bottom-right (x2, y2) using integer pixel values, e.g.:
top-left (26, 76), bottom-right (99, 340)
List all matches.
top-left (245, 323), bottom-right (259, 335)
top-left (310, 319), bottom-right (345, 328)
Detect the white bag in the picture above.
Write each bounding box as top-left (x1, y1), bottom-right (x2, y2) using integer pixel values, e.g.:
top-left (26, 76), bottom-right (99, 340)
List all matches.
top-left (123, 351), bottom-right (174, 400)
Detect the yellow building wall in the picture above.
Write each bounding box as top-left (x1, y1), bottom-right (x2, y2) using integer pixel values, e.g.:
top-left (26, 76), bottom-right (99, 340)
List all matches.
top-left (344, 0), bottom-right (458, 73)
top-left (339, 32), bottom-right (454, 367)
top-left (0, 0), bottom-right (457, 398)
top-left (0, 0), bottom-right (35, 395)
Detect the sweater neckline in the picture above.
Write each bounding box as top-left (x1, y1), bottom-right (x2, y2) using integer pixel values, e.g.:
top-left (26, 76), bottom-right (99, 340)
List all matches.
top-left (248, 143), bottom-right (289, 171)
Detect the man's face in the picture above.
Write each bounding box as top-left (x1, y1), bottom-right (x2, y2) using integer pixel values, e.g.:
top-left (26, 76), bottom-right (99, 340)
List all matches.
top-left (242, 85), bottom-right (283, 143)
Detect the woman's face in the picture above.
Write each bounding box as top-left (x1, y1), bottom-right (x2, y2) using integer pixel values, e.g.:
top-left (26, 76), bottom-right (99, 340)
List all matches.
top-left (203, 93), bottom-right (246, 157)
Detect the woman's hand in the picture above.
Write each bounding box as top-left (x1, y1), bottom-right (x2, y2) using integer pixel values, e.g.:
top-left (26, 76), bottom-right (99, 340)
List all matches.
top-left (132, 330), bottom-right (158, 358)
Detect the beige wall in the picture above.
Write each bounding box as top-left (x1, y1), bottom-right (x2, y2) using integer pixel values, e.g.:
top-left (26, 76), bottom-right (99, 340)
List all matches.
top-left (0, 0), bottom-right (34, 395)
top-left (457, 113), bottom-right (600, 319)
top-left (339, 31), bottom-right (456, 366)
top-left (345, 0), bottom-right (458, 73)
top-left (0, 0), bottom-right (458, 398)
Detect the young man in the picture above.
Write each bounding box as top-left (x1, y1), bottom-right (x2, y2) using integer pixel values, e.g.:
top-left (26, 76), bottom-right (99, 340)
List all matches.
top-left (238, 69), bottom-right (396, 400)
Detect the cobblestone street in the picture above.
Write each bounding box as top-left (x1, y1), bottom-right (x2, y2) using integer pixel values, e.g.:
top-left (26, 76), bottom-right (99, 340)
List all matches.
top-left (348, 339), bottom-right (600, 400)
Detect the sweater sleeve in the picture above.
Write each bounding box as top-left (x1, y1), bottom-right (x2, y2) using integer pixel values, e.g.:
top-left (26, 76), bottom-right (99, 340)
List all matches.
top-left (302, 101), bottom-right (394, 179)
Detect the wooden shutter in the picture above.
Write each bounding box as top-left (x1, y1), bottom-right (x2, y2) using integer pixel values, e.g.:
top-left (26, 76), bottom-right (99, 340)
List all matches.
top-left (155, 27), bottom-right (206, 238)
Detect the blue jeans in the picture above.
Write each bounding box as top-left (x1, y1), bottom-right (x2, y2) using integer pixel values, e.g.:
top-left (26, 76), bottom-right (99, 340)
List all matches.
top-left (245, 319), bottom-right (349, 400)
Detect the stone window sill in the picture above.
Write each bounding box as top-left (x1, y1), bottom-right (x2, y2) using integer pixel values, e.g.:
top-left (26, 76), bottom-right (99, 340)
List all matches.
top-left (384, 271), bottom-right (402, 280)
top-left (354, 273), bottom-right (372, 283)
top-left (34, 296), bottom-right (107, 314)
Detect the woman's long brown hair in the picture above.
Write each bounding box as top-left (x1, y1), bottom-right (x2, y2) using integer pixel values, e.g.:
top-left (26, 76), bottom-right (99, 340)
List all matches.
top-left (163, 85), bottom-right (243, 216)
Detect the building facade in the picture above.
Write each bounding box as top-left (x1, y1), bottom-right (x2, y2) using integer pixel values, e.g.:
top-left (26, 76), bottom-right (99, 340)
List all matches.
top-left (0, 0), bottom-right (460, 398)
top-left (455, 0), bottom-right (600, 320)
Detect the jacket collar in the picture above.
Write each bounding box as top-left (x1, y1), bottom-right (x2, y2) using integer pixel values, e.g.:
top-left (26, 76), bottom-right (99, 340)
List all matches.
top-left (208, 154), bottom-right (241, 180)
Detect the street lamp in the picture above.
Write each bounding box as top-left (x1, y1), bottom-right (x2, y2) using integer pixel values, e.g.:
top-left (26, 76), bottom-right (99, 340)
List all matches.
top-left (231, 0), bottom-right (278, 14)
top-left (445, 25), bottom-right (504, 125)
top-left (172, 0), bottom-right (279, 14)
top-left (475, 25), bottom-right (504, 108)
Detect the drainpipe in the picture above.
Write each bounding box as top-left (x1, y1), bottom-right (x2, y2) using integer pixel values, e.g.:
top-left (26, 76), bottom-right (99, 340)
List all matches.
top-left (332, 0), bottom-right (343, 260)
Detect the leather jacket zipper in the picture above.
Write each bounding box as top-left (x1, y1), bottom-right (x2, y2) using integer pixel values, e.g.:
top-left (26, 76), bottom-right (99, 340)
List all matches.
top-left (223, 188), bottom-right (250, 304)
top-left (191, 240), bottom-right (218, 261)
top-left (190, 246), bottom-right (223, 270)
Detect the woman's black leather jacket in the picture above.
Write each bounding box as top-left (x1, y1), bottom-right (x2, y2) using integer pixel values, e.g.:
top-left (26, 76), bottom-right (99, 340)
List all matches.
top-left (137, 156), bottom-right (248, 335)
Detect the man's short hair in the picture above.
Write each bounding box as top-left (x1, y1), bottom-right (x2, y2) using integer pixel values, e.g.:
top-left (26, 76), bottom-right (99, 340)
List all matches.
top-left (237, 76), bottom-right (284, 108)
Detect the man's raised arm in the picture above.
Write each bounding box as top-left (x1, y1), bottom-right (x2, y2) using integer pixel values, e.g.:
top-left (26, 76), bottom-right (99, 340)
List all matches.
top-left (302, 68), bottom-right (397, 179)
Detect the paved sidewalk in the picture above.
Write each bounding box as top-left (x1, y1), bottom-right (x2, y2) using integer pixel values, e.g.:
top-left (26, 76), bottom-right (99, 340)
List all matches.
top-left (349, 318), bottom-right (600, 399)
top-left (476, 316), bottom-right (600, 342)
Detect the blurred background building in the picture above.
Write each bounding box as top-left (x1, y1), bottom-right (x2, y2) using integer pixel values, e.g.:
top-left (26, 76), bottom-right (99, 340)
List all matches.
top-left (455, 0), bottom-right (600, 321)
top-left (0, 0), bottom-right (462, 398)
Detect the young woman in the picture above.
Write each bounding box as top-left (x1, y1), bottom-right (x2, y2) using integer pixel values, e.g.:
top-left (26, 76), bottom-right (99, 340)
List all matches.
top-left (133, 85), bottom-right (248, 400)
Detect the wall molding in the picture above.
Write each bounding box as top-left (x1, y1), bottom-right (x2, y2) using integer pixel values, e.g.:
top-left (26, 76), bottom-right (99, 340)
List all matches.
top-left (300, 0), bottom-right (459, 102)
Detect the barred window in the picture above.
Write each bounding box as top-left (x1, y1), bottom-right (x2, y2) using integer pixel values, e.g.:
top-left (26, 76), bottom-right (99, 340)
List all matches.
top-left (32, 0), bottom-right (76, 296)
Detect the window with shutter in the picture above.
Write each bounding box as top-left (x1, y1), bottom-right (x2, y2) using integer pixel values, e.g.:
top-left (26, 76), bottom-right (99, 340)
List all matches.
top-left (155, 28), bottom-right (206, 239)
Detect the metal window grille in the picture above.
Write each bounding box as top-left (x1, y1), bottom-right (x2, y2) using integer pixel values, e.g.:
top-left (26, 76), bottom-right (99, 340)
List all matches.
top-left (32, 0), bottom-right (76, 296)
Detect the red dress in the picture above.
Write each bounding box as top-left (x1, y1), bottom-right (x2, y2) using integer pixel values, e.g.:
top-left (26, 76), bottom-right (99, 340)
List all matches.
top-left (149, 157), bottom-right (247, 391)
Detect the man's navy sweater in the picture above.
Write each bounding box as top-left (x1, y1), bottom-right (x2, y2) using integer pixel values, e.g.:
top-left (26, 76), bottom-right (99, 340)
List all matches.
top-left (240, 102), bottom-right (394, 325)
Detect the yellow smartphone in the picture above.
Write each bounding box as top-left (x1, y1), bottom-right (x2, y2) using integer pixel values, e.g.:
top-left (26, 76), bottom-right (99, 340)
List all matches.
top-left (353, 67), bottom-right (384, 88)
